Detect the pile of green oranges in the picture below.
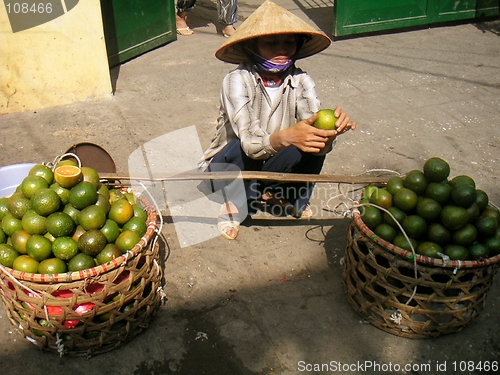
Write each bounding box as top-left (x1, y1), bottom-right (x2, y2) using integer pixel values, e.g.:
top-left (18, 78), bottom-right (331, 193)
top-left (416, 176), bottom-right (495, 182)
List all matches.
top-left (360, 157), bottom-right (500, 260)
top-left (0, 162), bottom-right (149, 274)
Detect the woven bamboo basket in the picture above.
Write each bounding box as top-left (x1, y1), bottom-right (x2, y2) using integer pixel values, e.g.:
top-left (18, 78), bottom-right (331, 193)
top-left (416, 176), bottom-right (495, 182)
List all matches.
top-left (342, 210), bottom-right (500, 339)
top-left (0, 187), bottom-right (164, 357)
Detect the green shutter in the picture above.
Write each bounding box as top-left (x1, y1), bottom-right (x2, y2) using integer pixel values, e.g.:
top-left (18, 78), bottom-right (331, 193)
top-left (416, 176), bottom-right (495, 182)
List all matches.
top-left (100, 0), bottom-right (177, 67)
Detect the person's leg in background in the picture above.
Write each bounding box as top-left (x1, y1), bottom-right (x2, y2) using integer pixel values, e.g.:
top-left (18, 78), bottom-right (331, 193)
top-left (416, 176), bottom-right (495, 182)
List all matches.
top-left (176, 0), bottom-right (197, 35)
top-left (217, 0), bottom-right (238, 37)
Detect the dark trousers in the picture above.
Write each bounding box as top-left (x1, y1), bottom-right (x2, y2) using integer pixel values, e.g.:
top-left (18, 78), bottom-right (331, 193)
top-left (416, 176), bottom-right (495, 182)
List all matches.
top-left (207, 138), bottom-right (325, 216)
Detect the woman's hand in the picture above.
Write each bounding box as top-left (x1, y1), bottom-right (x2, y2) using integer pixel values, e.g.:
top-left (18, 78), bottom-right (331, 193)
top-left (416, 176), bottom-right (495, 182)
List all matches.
top-left (333, 106), bottom-right (356, 135)
top-left (270, 114), bottom-right (334, 153)
top-left (270, 107), bottom-right (356, 153)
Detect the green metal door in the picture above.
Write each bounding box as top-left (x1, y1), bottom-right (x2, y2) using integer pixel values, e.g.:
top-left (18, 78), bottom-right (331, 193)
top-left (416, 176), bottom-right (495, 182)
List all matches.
top-left (101, 0), bottom-right (177, 67)
top-left (333, 0), bottom-right (499, 37)
top-left (429, 0), bottom-right (499, 23)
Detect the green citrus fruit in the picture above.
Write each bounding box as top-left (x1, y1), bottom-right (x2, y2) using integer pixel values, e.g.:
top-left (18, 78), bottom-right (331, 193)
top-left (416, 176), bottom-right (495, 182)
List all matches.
top-left (465, 203), bottom-right (480, 223)
top-left (441, 205), bottom-right (469, 231)
top-left (423, 157), bottom-right (450, 183)
top-left (392, 234), bottom-right (418, 251)
top-left (96, 244), bottom-right (123, 265)
top-left (26, 234), bottom-right (53, 261)
top-left (383, 206), bottom-right (406, 230)
top-left (480, 206), bottom-right (500, 223)
top-left (49, 183), bottom-right (70, 205)
top-left (451, 184), bottom-right (477, 208)
top-left (474, 190), bottom-right (489, 212)
top-left (69, 181), bottom-right (98, 210)
top-left (416, 198), bottom-right (442, 222)
top-left (444, 244), bottom-right (469, 260)
top-left (417, 242), bottom-right (443, 258)
top-left (475, 216), bottom-right (498, 238)
top-left (0, 197), bottom-right (10, 221)
top-left (359, 205), bottom-right (383, 231)
top-left (386, 177), bottom-right (404, 196)
top-left (38, 258), bottom-right (67, 274)
top-left (52, 236), bottom-right (79, 261)
top-left (427, 223), bottom-right (451, 245)
top-left (403, 170), bottom-right (428, 195)
top-left (55, 159), bottom-right (78, 168)
top-left (133, 204), bottom-right (148, 222)
top-left (115, 230), bottom-right (141, 253)
top-left (484, 237), bottom-right (500, 256)
top-left (369, 188), bottom-right (393, 209)
top-left (363, 185), bottom-right (378, 200)
top-left (97, 184), bottom-right (110, 198)
top-left (31, 188), bottom-right (61, 216)
top-left (78, 229), bottom-right (107, 256)
top-left (108, 199), bottom-right (134, 226)
top-left (95, 193), bottom-right (111, 214)
top-left (45, 212), bottom-right (75, 237)
top-left (449, 175), bottom-right (475, 189)
top-left (78, 205), bottom-right (107, 230)
top-left (63, 203), bottom-right (80, 225)
top-left (122, 217), bottom-right (147, 238)
top-left (0, 243), bottom-right (19, 267)
top-left (393, 188), bottom-right (418, 212)
top-left (0, 228), bottom-right (6, 244)
top-left (313, 109), bottom-right (338, 130)
top-left (28, 164), bottom-right (54, 185)
top-left (12, 255), bottom-right (39, 273)
top-left (100, 219), bottom-right (121, 243)
top-left (21, 209), bottom-right (47, 235)
top-left (68, 253), bottom-right (96, 271)
top-left (402, 215), bottom-right (428, 239)
top-left (81, 166), bottom-right (101, 189)
top-left (425, 182), bottom-right (452, 206)
top-left (452, 223), bottom-right (477, 247)
top-left (54, 165), bottom-right (83, 189)
top-left (8, 192), bottom-right (32, 219)
top-left (374, 223), bottom-right (397, 242)
top-left (2, 214), bottom-right (23, 236)
top-left (21, 175), bottom-right (49, 199)
top-left (11, 229), bottom-right (31, 254)
top-left (468, 243), bottom-right (489, 260)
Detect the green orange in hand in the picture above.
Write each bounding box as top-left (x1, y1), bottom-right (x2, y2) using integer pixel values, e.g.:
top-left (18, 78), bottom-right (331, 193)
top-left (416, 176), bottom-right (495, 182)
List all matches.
top-left (314, 109), bottom-right (338, 130)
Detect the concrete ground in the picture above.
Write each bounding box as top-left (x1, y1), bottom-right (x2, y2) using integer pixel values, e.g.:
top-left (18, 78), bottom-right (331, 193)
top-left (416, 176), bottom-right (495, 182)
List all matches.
top-left (0, 1), bottom-right (499, 374)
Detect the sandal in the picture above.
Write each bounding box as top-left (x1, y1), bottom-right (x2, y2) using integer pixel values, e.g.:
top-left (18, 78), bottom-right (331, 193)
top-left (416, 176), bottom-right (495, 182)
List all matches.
top-left (217, 201), bottom-right (240, 240)
top-left (177, 27), bottom-right (194, 36)
top-left (222, 25), bottom-right (236, 38)
top-left (299, 205), bottom-right (313, 219)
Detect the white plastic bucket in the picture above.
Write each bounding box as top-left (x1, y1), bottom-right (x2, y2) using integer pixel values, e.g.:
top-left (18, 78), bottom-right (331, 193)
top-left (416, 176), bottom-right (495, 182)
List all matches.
top-left (0, 163), bottom-right (36, 198)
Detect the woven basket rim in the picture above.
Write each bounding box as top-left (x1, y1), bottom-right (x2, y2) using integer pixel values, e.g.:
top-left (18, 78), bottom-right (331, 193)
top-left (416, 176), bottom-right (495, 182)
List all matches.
top-left (0, 186), bottom-right (158, 282)
top-left (353, 210), bottom-right (500, 268)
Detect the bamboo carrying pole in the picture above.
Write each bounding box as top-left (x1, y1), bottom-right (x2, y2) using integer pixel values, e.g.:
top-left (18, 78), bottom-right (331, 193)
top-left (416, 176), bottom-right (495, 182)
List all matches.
top-left (98, 171), bottom-right (391, 185)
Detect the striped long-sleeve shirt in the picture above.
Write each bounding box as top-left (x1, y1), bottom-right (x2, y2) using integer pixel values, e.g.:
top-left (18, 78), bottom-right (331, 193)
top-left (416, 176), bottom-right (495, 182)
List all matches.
top-left (199, 62), bottom-right (324, 170)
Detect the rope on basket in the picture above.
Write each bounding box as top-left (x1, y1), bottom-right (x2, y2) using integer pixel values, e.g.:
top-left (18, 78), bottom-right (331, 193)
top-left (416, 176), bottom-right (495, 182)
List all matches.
top-left (134, 180), bottom-right (167, 303)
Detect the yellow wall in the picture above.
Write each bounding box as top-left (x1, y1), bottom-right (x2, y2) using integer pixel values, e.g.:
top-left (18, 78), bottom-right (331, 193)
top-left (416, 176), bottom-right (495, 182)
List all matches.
top-left (0, 0), bottom-right (112, 114)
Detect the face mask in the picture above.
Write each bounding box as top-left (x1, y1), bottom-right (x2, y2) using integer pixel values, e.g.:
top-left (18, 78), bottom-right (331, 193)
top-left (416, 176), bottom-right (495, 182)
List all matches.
top-left (250, 52), bottom-right (294, 74)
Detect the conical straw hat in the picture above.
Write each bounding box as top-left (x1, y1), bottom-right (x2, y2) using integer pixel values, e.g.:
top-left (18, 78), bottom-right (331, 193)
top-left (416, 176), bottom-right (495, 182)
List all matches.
top-left (215, 0), bottom-right (331, 64)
